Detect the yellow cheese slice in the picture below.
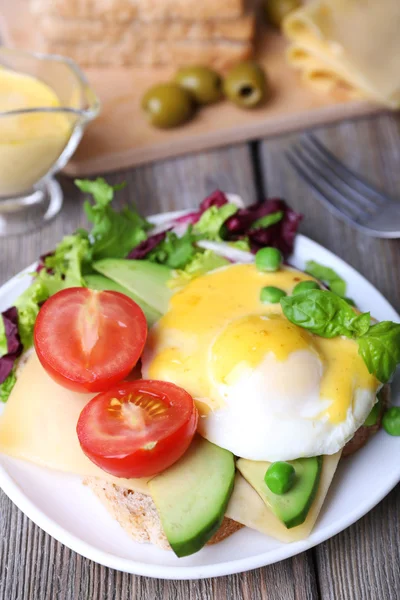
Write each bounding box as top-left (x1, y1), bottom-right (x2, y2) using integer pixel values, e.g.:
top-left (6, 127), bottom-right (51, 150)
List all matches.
top-left (0, 352), bottom-right (150, 493)
top-left (226, 451), bottom-right (341, 542)
top-left (283, 0), bottom-right (400, 107)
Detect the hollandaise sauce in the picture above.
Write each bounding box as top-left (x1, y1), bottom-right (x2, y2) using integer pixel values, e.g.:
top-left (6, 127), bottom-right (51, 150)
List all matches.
top-left (0, 68), bottom-right (72, 196)
top-left (145, 264), bottom-right (378, 424)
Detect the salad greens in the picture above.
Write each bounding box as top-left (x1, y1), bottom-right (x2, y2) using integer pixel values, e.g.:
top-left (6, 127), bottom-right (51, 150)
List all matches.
top-left (147, 229), bottom-right (198, 270)
top-left (4, 176), bottom-right (398, 401)
top-left (169, 250), bottom-right (229, 289)
top-left (193, 203), bottom-right (238, 240)
top-left (281, 289), bottom-right (400, 383)
top-left (76, 179), bottom-right (151, 260)
top-left (305, 261), bottom-right (347, 298)
top-left (0, 371), bottom-right (16, 403)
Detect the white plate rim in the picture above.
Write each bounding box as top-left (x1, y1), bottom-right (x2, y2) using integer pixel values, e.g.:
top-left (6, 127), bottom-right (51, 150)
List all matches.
top-left (0, 214), bottom-right (399, 580)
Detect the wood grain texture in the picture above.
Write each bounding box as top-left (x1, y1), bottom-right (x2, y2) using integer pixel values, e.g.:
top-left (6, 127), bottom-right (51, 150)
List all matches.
top-left (259, 112), bottom-right (400, 600)
top-left (0, 143), bottom-right (318, 600)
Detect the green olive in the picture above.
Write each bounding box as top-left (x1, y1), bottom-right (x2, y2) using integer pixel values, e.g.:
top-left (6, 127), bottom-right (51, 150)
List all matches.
top-left (141, 83), bottom-right (194, 129)
top-left (174, 66), bottom-right (222, 105)
top-left (265, 461), bottom-right (296, 495)
top-left (263, 0), bottom-right (301, 29)
top-left (223, 62), bottom-right (268, 108)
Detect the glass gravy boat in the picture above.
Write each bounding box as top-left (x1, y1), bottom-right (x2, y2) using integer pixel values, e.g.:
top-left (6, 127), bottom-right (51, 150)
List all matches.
top-left (0, 47), bottom-right (100, 236)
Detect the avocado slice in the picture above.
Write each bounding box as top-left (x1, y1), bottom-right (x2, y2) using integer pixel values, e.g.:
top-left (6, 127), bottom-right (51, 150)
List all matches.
top-left (84, 274), bottom-right (162, 327)
top-left (92, 258), bottom-right (173, 314)
top-left (148, 437), bottom-right (235, 558)
top-left (237, 456), bottom-right (322, 529)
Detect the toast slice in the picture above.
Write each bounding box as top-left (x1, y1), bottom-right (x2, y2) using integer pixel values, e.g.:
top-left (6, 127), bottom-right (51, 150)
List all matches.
top-left (84, 477), bottom-right (243, 550)
top-left (30, 0), bottom-right (246, 22)
top-left (36, 37), bottom-right (253, 68)
top-left (34, 12), bottom-right (256, 44)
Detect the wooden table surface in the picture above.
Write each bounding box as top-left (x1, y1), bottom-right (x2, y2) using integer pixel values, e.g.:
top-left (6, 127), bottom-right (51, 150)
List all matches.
top-left (0, 113), bottom-right (399, 600)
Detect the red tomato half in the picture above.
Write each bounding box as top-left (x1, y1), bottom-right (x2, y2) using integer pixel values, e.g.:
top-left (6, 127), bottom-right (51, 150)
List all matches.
top-left (77, 380), bottom-right (198, 478)
top-left (34, 287), bottom-right (147, 393)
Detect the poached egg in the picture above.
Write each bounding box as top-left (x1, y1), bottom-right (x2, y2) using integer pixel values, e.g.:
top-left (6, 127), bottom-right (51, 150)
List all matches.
top-left (141, 263), bottom-right (380, 461)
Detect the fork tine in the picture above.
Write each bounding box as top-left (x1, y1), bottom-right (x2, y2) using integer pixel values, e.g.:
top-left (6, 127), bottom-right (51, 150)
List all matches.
top-left (305, 134), bottom-right (390, 207)
top-left (299, 137), bottom-right (381, 215)
top-left (286, 146), bottom-right (368, 222)
top-left (285, 149), bottom-right (362, 224)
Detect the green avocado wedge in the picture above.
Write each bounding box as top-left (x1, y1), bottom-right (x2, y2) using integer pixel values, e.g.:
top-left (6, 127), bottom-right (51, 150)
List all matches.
top-left (92, 258), bottom-right (173, 314)
top-left (237, 456), bottom-right (322, 529)
top-left (84, 274), bottom-right (162, 327)
top-left (148, 437), bottom-right (235, 558)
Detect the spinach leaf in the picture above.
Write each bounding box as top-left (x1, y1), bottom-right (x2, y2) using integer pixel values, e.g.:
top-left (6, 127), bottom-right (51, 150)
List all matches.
top-left (281, 290), bottom-right (370, 338)
top-left (358, 321), bottom-right (400, 383)
top-left (305, 260), bottom-right (346, 297)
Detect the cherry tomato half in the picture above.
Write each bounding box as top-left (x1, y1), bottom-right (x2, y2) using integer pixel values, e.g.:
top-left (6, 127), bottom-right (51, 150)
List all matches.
top-left (76, 380), bottom-right (198, 478)
top-left (34, 287), bottom-right (147, 393)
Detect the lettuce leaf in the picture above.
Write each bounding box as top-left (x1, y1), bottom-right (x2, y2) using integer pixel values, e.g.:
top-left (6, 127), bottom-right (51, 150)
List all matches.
top-left (193, 204), bottom-right (238, 241)
top-left (0, 369), bottom-right (16, 403)
top-left (147, 229), bottom-right (198, 269)
top-left (170, 250), bottom-right (229, 289)
top-left (76, 178), bottom-right (151, 260)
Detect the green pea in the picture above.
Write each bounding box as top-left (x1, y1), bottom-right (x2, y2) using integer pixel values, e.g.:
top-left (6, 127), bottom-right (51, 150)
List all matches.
top-left (265, 461), bottom-right (296, 495)
top-left (364, 396), bottom-right (382, 426)
top-left (255, 247), bottom-right (282, 272)
top-left (382, 407), bottom-right (400, 436)
top-left (292, 280), bottom-right (321, 295)
top-left (260, 286), bottom-right (287, 304)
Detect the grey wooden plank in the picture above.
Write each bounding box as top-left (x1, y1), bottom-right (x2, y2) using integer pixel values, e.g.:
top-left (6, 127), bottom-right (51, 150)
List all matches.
top-left (0, 143), bottom-right (318, 600)
top-left (258, 112), bottom-right (400, 600)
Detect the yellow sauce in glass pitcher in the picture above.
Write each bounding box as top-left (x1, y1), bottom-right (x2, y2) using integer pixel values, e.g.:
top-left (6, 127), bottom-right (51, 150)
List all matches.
top-left (0, 68), bottom-right (72, 197)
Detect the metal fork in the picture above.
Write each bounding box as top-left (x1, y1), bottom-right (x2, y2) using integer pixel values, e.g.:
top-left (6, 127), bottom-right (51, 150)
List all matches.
top-left (285, 134), bottom-right (400, 238)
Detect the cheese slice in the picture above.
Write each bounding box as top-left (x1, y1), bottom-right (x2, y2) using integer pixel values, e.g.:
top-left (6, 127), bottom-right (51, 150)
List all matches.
top-left (0, 352), bottom-right (150, 493)
top-left (226, 451), bottom-right (341, 542)
top-left (283, 0), bottom-right (400, 107)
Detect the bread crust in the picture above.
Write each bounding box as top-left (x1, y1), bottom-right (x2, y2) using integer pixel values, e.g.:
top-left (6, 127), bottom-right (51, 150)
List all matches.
top-left (84, 477), bottom-right (243, 550)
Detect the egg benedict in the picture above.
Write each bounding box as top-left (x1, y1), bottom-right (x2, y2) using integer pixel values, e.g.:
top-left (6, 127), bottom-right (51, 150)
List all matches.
top-left (142, 263), bottom-right (380, 461)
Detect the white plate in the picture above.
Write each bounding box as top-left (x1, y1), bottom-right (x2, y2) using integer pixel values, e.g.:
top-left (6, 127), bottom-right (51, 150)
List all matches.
top-left (0, 212), bottom-right (399, 580)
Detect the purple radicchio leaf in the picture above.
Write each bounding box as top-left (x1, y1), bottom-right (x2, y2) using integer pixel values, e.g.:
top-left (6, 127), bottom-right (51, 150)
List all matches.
top-left (199, 190), bottom-right (229, 212)
top-left (224, 198), bottom-right (303, 258)
top-left (127, 230), bottom-right (169, 259)
top-left (0, 307), bottom-right (23, 384)
top-left (35, 252), bottom-right (54, 274)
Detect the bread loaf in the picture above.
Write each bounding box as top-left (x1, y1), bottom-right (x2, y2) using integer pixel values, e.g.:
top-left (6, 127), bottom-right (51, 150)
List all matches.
top-left (37, 37), bottom-right (253, 68)
top-left (31, 0), bottom-right (246, 22)
top-left (35, 12), bottom-right (255, 44)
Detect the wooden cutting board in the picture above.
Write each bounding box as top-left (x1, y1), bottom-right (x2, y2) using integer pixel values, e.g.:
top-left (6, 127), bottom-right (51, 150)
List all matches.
top-left (0, 0), bottom-right (383, 176)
